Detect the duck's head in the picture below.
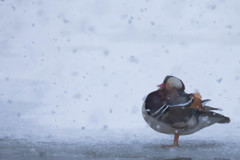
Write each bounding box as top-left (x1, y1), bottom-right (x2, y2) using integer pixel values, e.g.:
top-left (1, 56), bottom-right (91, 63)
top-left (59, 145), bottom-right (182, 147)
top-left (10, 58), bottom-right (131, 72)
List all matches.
top-left (157, 75), bottom-right (185, 91)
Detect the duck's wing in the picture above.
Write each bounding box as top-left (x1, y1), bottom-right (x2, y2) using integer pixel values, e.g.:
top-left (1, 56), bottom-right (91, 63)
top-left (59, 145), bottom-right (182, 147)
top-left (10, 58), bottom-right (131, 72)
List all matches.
top-left (201, 99), bottom-right (223, 111)
top-left (203, 106), bottom-right (222, 112)
top-left (159, 107), bottom-right (197, 129)
top-left (149, 93), bottom-right (194, 119)
top-left (168, 92), bottom-right (193, 106)
top-left (159, 107), bottom-right (230, 130)
top-left (169, 98), bottom-right (222, 112)
top-left (169, 97), bottom-right (194, 107)
top-left (201, 99), bottom-right (211, 106)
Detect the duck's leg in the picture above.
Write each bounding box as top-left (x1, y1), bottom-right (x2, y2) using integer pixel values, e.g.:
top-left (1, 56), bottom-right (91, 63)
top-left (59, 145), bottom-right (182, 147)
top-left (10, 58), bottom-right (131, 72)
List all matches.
top-left (161, 133), bottom-right (180, 148)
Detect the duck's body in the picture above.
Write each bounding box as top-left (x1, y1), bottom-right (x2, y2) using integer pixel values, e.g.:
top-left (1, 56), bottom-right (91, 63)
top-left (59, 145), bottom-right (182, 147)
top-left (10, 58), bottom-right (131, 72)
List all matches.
top-left (142, 76), bottom-right (230, 147)
top-left (142, 94), bottom-right (229, 135)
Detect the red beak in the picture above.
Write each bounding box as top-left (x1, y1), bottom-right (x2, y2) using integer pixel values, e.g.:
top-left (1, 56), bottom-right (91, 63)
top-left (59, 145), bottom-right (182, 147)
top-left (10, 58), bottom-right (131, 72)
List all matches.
top-left (157, 83), bottom-right (166, 88)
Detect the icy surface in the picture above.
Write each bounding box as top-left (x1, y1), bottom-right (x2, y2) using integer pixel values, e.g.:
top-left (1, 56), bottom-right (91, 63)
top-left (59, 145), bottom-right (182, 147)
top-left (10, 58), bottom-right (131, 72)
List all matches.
top-left (0, 0), bottom-right (240, 159)
top-left (0, 138), bottom-right (239, 160)
top-left (1, 125), bottom-right (240, 160)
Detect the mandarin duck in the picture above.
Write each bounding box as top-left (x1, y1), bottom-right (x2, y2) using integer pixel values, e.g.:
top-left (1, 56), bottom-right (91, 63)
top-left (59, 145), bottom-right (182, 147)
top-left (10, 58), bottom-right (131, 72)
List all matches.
top-left (142, 75), bottom-right (230, 148)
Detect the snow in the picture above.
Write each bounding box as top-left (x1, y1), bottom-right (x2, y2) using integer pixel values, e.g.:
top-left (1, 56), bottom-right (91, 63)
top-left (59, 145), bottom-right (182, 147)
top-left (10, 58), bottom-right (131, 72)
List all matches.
top-left (1, 0), bottom-right (240, 159)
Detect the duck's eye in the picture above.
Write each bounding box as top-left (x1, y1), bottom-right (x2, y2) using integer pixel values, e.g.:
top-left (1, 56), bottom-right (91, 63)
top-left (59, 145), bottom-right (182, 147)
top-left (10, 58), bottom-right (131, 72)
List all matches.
top-left (168, 77), bottom-right (182, 89)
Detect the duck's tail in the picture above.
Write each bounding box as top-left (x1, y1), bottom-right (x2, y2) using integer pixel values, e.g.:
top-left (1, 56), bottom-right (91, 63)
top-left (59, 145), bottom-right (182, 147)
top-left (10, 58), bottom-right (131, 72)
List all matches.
top-left (202, 111), bottom-right (230, 124)
top-left (218, 115), bottom-right (230, 123)
top-left (200, 99), bottom-right (230, 123)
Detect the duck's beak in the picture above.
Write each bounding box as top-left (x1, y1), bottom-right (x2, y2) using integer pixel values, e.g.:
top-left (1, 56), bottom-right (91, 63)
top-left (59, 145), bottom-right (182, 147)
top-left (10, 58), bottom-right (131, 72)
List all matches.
top-left (157, 83), bottom-right (166, 89)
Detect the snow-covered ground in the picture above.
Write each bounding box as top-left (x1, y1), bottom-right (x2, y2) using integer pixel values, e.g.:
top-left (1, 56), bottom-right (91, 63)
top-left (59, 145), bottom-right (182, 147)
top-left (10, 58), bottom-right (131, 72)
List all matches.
top-left (1, 0), bottom-right (240, 159)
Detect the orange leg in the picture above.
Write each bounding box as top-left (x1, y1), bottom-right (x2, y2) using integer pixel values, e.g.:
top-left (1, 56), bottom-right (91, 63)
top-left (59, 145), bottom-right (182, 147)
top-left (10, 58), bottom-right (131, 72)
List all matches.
top-left (161, 133), bottom-right (180, 148)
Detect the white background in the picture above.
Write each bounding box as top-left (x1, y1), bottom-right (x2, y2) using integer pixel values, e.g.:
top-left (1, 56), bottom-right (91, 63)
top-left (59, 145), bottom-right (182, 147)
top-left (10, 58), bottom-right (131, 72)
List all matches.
top-left (0, 0), bottom-right (239, 141)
